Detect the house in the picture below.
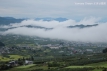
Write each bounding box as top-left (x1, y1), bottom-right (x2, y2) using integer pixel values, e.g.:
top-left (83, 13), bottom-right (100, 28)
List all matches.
top-left (25, 60), bottom-right (33, 65)
top-left (59, 51), bottom-right (64, 53)
top-left (7, 60), bottom-right (18, 67)
top-left (86, 49), bottom-right (93, 52)
top-left (49, 47), bottom-right (60, 49)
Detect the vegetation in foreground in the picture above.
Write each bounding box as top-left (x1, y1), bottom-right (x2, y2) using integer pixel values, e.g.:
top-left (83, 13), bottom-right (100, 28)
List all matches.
top-left (3, 61), bottom-right (107, 71)
top-left (0, 53), bottom-right (107, 71)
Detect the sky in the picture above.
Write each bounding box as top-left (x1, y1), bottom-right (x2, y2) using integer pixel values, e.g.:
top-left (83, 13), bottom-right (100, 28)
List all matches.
top-left (0, 0), bottom-right (107, 19)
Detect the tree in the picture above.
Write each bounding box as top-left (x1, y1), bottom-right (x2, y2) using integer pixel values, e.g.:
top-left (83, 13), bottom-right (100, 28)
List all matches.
top-left (102, 48), bottom-right (107, 53)
top-left (31, 56), bottom-right (34, 61)
top-left (0, 41), bottom-right (5, 47)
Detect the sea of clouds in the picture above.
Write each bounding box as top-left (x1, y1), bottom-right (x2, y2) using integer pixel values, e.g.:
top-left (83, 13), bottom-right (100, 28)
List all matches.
top-left (0, 17), bottom-right (107, 43)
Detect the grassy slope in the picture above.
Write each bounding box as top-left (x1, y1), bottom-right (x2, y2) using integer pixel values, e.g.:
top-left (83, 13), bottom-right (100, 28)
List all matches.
top-left (86, 61), bottom-right (107, 67)
top-left (9, 55), bottom-right (23, 60)
top-left (66, 66), bottom-right (93, 68)
top-left (66, 61), bottom-right (107, 71)
top-left (16, 64), bottom-right (36, 68)
top-left (0, 56), bottom-right (10, 61)
top-left (5, 64), bottom-right (48, 71)
top-left (0, 55), bottom-right (23, 61)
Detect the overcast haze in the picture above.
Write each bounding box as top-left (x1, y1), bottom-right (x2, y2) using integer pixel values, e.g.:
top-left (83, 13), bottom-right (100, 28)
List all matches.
top-left (0, 0), bottom-right (107, 19)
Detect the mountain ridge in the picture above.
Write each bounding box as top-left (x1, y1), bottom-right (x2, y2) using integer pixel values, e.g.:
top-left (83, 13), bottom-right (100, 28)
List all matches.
top-left (0, 17), bottom-right (24, 25)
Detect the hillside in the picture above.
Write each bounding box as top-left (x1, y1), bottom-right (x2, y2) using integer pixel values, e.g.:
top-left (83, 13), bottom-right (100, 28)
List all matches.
top-left (68, 24), bottom-right (98, 28)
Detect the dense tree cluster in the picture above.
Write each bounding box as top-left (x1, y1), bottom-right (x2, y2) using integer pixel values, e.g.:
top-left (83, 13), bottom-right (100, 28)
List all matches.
top-left (0, 41), bottom-right (5, 47)
top-left (102, 48), bottom-right (107, 53)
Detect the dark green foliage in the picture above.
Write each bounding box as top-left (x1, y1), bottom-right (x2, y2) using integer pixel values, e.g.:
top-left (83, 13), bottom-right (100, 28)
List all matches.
top-left (0, 64), bottom-right (10, 70)
top-left (102, 48), bottom-right (107, 53)
top-left (0, 41), bottom-right (5, 46)
top-left (48, 62), bottom-right (60, 67)
top-left (30, 56), bottom-right (34, 61)
top-left (102, 68), bottom-right (107, 71)
top-left (17, 58), bottom-right (25, 65)
top-left (31, 69), bottom-right (43, 71)
top-left (34, 61), bottom-right (44, 64)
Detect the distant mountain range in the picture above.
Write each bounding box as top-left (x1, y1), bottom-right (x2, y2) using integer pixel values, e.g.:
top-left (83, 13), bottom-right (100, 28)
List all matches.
top-left (0, 17), bottom-right (24, 25)
top-left (0, 17), bottom-right (68, 25)
top-left (0, 24), bottom-right (99, 32)
top-left (24, 25), bottom-right (53, 30)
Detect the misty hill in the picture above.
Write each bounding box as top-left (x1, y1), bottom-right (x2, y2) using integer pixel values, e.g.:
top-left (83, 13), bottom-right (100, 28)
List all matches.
top-left (0, 24), bottom-right (99, 32)
top-left (22, 24), bottom-right (98, 29)
top-left (0, 41), bottom-right (5, 47)
top-left (67, 24), bottom-right (98, 28)
top-left (0, 25), bottom-right (53, 31)
top-left (23, 25), bottom-right (53, 30)
top-left (0, 17), bottom-right (24, 25)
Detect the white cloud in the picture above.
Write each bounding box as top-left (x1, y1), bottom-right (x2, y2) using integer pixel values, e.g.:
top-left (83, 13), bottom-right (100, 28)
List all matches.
top-left (1, 17), bottom-right (107, 43)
